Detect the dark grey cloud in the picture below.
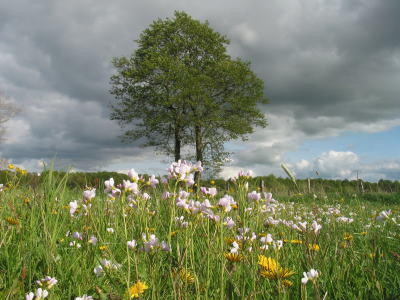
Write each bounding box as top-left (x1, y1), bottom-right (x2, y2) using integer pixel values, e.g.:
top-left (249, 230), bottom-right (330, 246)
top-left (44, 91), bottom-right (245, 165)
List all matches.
top-left (0, 0), bottom-right (399, 178)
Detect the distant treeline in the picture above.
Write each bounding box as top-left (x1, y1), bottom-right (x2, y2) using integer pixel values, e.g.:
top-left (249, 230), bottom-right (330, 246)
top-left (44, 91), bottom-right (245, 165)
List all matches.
top-left (1, 170), bottom-right (399, 195)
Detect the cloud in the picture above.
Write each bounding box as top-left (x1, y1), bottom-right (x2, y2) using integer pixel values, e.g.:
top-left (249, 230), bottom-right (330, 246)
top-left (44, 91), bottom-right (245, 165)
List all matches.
top-left (0, 0), bottom-right (399, 179)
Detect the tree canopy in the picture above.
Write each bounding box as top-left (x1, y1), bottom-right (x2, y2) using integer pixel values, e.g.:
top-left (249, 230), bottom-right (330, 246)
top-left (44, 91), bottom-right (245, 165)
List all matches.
top-left (110, 11), bottom-right (267, 176)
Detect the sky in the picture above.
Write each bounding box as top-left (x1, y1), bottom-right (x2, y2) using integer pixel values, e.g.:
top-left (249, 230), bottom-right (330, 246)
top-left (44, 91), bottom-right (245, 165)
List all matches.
top-left (0, 0), bottom-right (399, 181)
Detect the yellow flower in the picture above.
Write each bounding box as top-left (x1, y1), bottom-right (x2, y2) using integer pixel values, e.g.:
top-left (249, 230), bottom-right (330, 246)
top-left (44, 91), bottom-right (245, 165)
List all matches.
top-left (258, 255), bottom-right (280, 271)
top-left (308, 244), bottom-right (320, 251)
top-left (169, 231), bottom-right (177, 237)
top-left (5, 217), bottom-right (20, 225)
top-left (128, 280), bottom-right (149, 298)
top-left (260, 267), bottom-right (295, 280)
top-left (224, 253), bottom-right (243, 262)
top-left (339, 241), bottom-right (348, 249)
top-left (210, 180), bottom-right (215, 185)
top-left (360, 232), bottom-right (368, 236)
top-left (24, 198), bottom-right (31, 204)
top-left (290, 239), bottom-right (303, 244)
top-left (99, 245), bottom-right (108, 251)
top-left (7, 164), bottom-right (14, 169)
top-left (343, 233), bottom-right (353, 241)
top-left (282, 279), bottom-right (294, 287)
top-left (173, 268), bottom-right (195, 284)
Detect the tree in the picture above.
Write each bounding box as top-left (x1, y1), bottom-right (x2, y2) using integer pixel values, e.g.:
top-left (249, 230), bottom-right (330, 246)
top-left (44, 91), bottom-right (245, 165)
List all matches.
top-left (0, 93), bottom-right (19, 142)
top-left (110, 11), bottom-right (267, 176)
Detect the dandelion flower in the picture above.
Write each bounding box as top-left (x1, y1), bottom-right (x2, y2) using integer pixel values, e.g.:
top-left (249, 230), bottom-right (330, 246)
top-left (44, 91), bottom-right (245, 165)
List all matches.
top-left (174, 269), bottom-right (195, 284)
top-left (4, 217), bottom-right (20, 225)
top-left (224, 252), bottom-right (243, 262)
top-left (258, 255), bottom-right (280, 271)
top-left (128, 281), bottom-right (149, 298)
top-left (308, 244), bottom-right (320, 251)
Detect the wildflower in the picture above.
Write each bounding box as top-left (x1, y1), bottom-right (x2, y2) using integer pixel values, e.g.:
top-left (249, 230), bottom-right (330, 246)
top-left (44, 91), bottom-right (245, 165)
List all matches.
top-left (210, 180), bottom-right (215, 185)
top-left (72, 232), bottom-right (83, 240)
top-left (223, 217), bottom-right (235, 229)
top-left (308, 244), bottom-right (320, 251)
top-left (8, 163), bottom-right (14, 169)
top-left (142, 192), bottom-right (151, 200)
top-left (376, 210), bottom-right (391, 221)
top-left (336, 216), bottom-right (354, 223)
top-left (128, 169), bottom-right (139, 181)
top-left (230, 241), bottom-right (240, 254)
top-left (127, 240), bottom-right (137, 249)
top-left (88, 235), bottom-right (98, 245)
top-left (311, 220), bottom-right (322, 235)
top-left (175, 216), bottom-right (189, 228)
top-left (75, 295), bottom-right (94, 300)
top-left (36, 276), bottom-right (57, 289)
top-left (258, 256), bottom-right (295, 286)
top-left (94, 265), bottom-right (104, 277)
top-left (301, 269), bottom-right (319, 285)
top-left (69, 241), bottom-right (81, 248)
top-left (258, 255), bottom-right (279, 270)
top-left (4, 217), bottom-right (20, 225)
top-left (83, 189), bottom-right (96, 202)
top-left (100, 259), bottom-right (121, 270)
top-left (69, 201), bottom-right (78, 216)
top-left (99, 245), bottom-right (108, 251)
top-left (248, 191), bottom-right (261, 201)
top-left (25, 292), bottom-right (34, 300)
top-left (290, 239), bottom-right (303, 244)
top-left (35, 288), bottom-right (49, 299)
top-left (128, 280), bottom-right (149, 298)
top-left (106, 227), bottom-right (115, 234)
top-left (148, 175), bottom-right (159, 187)
top-left (218, 195), bottom-right (236, 212)
top-left (224, 252), bottom-right (243, 262)
top-left (175, 269), bottom-right (196, 284)
top-left (343, 233), bottom-right (353, 241)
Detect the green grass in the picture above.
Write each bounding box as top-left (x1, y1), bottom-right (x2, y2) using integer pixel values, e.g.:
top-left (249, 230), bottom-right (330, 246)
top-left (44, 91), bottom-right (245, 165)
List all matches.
top-left (1, 169), bottom-right (400, 299)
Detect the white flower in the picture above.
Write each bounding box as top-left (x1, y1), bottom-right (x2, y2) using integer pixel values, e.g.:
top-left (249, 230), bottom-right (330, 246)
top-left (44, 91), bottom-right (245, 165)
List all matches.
top-left (104, 178), bottom-right (115, 192)
top-left (301, 268), bottom-right (319, 285)
top-left (123, 180), bottom-right (138, 193)
top-left (69, 201), bottom-right (78, 216)
top-left (224, 217), bottom-right (235, 229)
top-left (35, 288), bottom-right (49, 299)
top-left (128, 169), bottom-right (139, 181)
top-left (311, 220), bottom-right (322, 234)
top-left (72, 232), bottom-right (83, 240)
top-left (248, 191), bottom-right (261, 201)
top-left (75, 295), bottom-right (94, 300)
top-left (230, 241), bottom-right (240, 254)
top-left (88, 235), bottom-right (98, 245)
top-left (148, 175), bottom-right (159, 187)
top-left (36, 276), bottom-right (57, 289)
top-left (218, 195), bottom-right (236, 212)
top-left (107, 228), bottom-right (114, 234)
top-left (376, 210), bottom-right (391, 221)
top-left (25, 292), bottom-right (34, 300)
top-left (127, 240), bottom-right (137, 249)
top-left (94, 265), bottom-right (104, 277)
top-left (83, 189), bottom-right (96, 202)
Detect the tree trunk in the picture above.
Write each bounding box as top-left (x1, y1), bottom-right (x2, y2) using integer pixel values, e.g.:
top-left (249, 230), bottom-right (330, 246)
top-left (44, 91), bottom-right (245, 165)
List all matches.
top-left (174, 125), bottom-right (181, 162)
top-left (194, 124), bottom-right (203, 184)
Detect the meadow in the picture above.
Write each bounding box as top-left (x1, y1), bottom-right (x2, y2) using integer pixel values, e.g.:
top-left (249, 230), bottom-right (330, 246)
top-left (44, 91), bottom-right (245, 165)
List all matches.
top-left (1, 162), bottom-right (399, 299)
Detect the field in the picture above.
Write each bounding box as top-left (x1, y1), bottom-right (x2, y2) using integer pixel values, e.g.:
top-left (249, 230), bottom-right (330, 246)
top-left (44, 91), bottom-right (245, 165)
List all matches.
top-left (1, 162), bottom-right (400, 299)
